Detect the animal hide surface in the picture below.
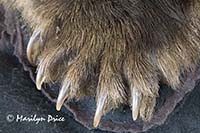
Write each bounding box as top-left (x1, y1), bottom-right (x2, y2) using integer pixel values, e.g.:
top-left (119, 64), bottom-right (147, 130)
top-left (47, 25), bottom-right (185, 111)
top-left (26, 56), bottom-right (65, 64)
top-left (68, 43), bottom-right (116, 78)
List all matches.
top-left (1, 5), bottom-right (200, 132)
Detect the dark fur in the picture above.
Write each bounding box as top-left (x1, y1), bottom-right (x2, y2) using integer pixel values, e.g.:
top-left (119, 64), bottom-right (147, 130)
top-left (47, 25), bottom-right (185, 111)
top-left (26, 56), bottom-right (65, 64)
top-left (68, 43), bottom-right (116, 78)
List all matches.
top-left (1, 0), bottom-right (200, 124)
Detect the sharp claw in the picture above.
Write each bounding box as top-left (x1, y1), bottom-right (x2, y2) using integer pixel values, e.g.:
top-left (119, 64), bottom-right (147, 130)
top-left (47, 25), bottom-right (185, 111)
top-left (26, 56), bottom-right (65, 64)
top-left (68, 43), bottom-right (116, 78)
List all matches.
top-left (56, 81), bottom-right (70, 111)
top-left (131, 88), bottom-right (141, 121)
top-left (93, 95), bottom-right (107, 128)
top-left (27, 28), bottom-right (42, 65)
top-left (36, 65), bottom-right (46, 90)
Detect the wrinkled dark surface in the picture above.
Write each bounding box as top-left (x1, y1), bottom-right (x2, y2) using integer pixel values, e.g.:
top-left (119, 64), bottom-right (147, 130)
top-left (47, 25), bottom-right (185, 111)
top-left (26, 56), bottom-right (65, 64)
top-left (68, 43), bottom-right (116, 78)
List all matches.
top-left (1, 6), bottom-right (200, 133)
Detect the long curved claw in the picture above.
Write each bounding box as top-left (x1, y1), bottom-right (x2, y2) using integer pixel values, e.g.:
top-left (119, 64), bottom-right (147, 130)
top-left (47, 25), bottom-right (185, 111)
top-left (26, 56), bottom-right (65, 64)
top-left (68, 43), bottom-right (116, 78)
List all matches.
top-left (131, 88), bottom-right (141, 121)
top-left (56, 81), bottom-right (70, 111)
top-left (27, 28), bottom-right (43, 65)
top-left (93, 95), bottom-right (107, 128)
top-left (36, 65), bottom-right (46, 90)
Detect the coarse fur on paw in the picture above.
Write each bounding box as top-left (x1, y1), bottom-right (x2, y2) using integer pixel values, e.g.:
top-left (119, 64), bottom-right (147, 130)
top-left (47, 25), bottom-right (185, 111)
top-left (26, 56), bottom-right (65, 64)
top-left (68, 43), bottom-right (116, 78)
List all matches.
top-left (2, 0), bottom-right (200, 127)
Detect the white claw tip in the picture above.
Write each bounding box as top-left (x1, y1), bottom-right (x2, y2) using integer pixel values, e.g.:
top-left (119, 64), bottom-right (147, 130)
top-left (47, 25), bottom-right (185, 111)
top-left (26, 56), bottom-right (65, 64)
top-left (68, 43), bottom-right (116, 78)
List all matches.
top-left (93, 95), bottom-right (106, 128)
top-left (56, 82), bottom-right (70, 112)
top-left (132, 110), bottom-right (139, 121)
top-left (56, 95), bottom-right (65, 112)
top-left (56, 103), bottom-right (62, 111)
top-left (93, 114), bottom-right (101, 128)
top-left (27, 29), bottom-right (41, 65)
top-left (36, 75), bottom-right (45, 90)
top-left (36, 82), bottom-right (42, 90)
top-left (36, 65), bottom-right (46, 90)
top-left (131, 88), bottom-right (141, 121)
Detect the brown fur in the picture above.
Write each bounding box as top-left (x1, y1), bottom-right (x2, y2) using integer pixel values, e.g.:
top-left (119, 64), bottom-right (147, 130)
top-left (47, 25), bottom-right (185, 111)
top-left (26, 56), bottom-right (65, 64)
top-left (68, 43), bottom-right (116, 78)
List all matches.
top-left (1, 0), bottom-right (200, 122)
